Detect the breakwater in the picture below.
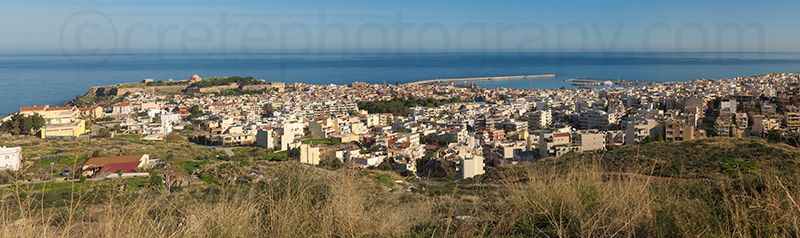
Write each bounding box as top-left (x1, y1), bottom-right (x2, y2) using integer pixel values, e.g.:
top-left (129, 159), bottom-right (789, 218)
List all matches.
top-left (406, 74), bottom-right (559, 85)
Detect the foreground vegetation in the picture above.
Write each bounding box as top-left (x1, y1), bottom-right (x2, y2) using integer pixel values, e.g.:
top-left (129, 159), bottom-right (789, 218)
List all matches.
top-left (0, 137), bottom-right (799, 237)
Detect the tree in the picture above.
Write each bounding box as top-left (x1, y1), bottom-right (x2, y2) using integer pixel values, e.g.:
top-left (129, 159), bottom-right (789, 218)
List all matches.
top-left (766, 129), bottom-right (782, 143)
top-left (642, 135), bottom-right (653, 144)
top-left (188, 76), bottom-right (263, 88)
top-left (655, 134), bottom-right (664, 142)
top-left (187, 105), bottom-right (204, 120)
top-left (0, 113), bottom-right (45, 135)
top-left (97, 128), bottom-right (112, 138)
top-left (146, 170), bottom-right (163, 190)
top-left (261, 106), bottom-right (274, 118)
top-left (116, 169), bottom-right (123, 178)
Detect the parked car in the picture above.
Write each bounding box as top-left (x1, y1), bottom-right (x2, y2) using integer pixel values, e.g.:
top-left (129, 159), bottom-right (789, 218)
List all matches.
top-left (61, 169), bottom-right (71, 176)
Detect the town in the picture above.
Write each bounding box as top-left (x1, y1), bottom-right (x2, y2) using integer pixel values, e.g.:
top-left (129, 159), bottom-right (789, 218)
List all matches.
top-left (1, 72), bottom-right (799, 183)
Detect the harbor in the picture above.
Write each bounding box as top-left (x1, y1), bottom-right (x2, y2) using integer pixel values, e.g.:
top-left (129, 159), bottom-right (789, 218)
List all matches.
top-left (406, 74), bottom-right (559, 85)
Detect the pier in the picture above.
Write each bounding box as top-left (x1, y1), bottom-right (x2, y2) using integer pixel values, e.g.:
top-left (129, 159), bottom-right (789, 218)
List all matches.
top-left (406, 74), bottom-right (559, 85)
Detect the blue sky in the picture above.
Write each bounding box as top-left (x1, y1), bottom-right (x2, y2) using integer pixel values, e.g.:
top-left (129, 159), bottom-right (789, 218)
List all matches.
top-left (0, 0), bottom-right (797, 53)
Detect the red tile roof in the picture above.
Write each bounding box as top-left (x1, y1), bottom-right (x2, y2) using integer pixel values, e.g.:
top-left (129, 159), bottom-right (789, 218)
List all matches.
top-left (96, 161), bottom-right (142, 176)
top-left (46, 106), bottom-right (74, 111)
top-left (78, 106), bottom-right (100, 111)
top-left (20, 106), bottom-right (46, 112)
top-left (84, 154), bottom-right (145, 169)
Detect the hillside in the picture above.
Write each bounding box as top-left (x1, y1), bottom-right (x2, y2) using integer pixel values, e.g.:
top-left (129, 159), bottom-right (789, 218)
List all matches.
top-left (1, 137), bottom-right (799, 237)
top-left (498, 137), bottom-right (800, 180)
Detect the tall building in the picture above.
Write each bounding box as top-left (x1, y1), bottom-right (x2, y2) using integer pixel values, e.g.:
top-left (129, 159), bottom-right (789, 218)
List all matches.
top-left (575, 131), bottom-right (605, 152)
top-left (714, 113), bottom-right (740, 137)
top-left (785, 106), bottom-right (800, 131)
top-left (720, 98), bottom-right (737, 114)
top-left (663, 120), bottom-right (704, 142)
top-left (579, 109), bottom-right (619, 130)
top-left (459, 154), bottom-right (485, 179)
top-left (256, 128), bottom-right (275, 149)
top-left (527, 110), bottom-right (552, 129)
top-left (624, 119), bottom-right (661, 145)
top-left (751, 115), bottom-right (781, 136)
top-left (300, 144), bottom-right (320, 165)
top-left (279, 129), bottom-right (295, 151)
top-left (538, 131), bottom-right (573, 158)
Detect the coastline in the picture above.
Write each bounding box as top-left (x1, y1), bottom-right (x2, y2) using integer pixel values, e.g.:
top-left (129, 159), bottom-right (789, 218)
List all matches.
top-left (3, 52), bottom-right (800, 115)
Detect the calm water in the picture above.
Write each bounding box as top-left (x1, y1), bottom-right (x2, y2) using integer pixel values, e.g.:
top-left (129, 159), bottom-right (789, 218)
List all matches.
top-left (1, 52), bottom-right (799, 115)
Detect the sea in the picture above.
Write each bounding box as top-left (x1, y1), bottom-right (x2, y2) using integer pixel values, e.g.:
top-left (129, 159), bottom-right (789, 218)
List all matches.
top-left (1, 51), bottom-right (800, 115)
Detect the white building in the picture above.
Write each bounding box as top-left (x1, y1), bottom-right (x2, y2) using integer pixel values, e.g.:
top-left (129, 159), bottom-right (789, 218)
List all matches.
top-left (624, 119), bottom-right (661, 145)
top-left (0, 146), bottom-right (22, 171)
top-left (720, 99), bottom-right (737, 113)
top-left (575, 131), bottom-right (606, 152)
top-left (579, 109), bottom-right (619, 130)
top-left (528, 110), bottom-right (552, 129)
top-left (459, 154), bottom-right (485, 179)
top-left (300, 144), bottom-right (320, 165)
top-left (256, 128), bottom-right (275, 150)
top-left (279, 129), bottom-right (296, 151)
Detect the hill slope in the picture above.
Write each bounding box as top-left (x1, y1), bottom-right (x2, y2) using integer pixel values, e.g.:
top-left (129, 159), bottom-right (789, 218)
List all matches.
top-left (2, 137), bottom-right (799, 237)
top-left (490, 137), bottom-right (800, 181)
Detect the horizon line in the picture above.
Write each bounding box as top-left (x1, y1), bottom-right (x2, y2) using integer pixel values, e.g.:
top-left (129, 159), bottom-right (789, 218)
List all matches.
top-left (0, 51), bottom-right (797, 56)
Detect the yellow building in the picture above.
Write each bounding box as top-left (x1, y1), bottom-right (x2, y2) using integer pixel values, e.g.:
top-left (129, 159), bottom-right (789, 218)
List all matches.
top-left (41, 119), bottom-right (87, 139)
top-left (42, 107), bottom-right (79, 124)
top-left (16, 105), bottom-right (88, 139)
top-left (78, 106), bottom-right (104, 120)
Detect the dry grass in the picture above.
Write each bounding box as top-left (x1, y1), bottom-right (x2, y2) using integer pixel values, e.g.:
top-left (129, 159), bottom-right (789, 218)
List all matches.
top-left (1, 144), bottom-right (799, 237)
top-left (0, 168), bottom-right (440, 237)
top-left (501, 161), bottom-right (657, 237)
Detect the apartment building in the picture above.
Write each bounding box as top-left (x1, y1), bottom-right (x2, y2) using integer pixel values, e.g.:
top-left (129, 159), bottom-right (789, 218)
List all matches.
top-left (751, 115), bottom-right (781, 136)
top-left (538, 131), bottom-right (574, 158)
top-left (623, 119), bottom-right (661, 145)
top-left (785, 106), bottom-right (800, 131)
top-left (663, 120), bottom-right (704, 142)
top-left (459, 153), bottom-right (485, 179)
top-left (714, 113), bottom-right (741, 137)
top-left (527, 109), bottom-right (552, 129)
top-left (256, 127), bottom-right (275, 149)
top-left (579, 109), bottom-right (619, 130)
